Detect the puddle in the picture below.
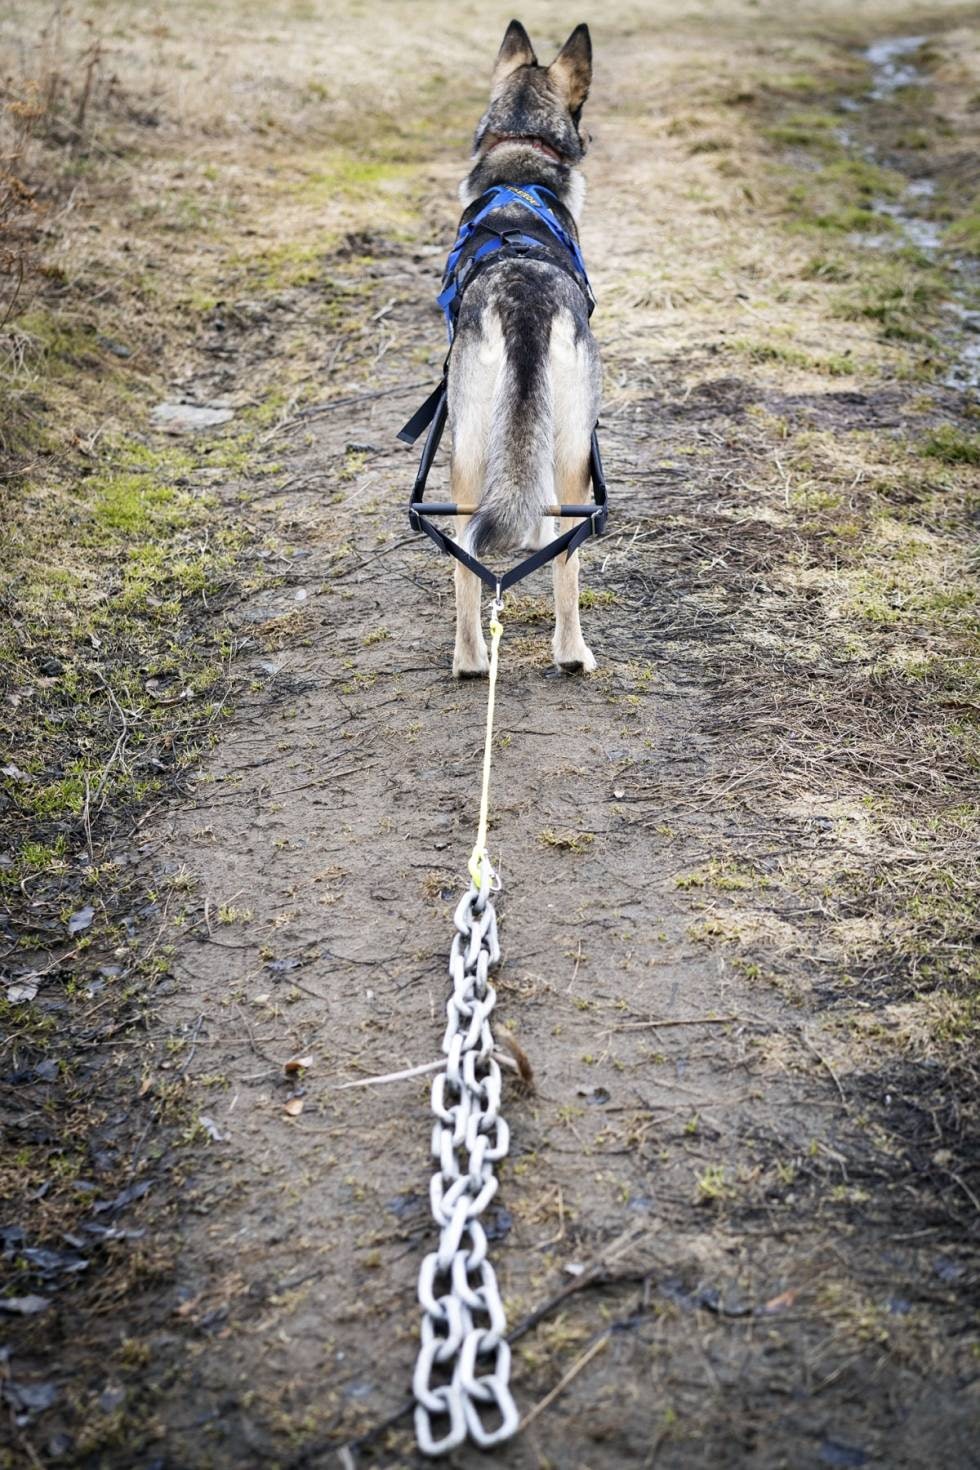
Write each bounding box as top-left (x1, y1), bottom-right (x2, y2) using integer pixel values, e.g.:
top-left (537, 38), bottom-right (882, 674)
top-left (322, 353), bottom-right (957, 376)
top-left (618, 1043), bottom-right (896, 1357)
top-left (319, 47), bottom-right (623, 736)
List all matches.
top-left (869, 201), bottom-right (944, 253)
top-left (944, 303), bottom-right (980, 392)
top-left (865, 35), bottom-right (927, 100)
top-left (840, 35), bottom-right (978, 392)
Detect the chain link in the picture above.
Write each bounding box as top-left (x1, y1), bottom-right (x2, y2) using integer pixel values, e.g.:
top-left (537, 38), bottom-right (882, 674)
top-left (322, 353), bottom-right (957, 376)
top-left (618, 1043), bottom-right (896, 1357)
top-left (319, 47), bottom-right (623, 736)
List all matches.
top-left (414, 865), bottom-right (519, 1456)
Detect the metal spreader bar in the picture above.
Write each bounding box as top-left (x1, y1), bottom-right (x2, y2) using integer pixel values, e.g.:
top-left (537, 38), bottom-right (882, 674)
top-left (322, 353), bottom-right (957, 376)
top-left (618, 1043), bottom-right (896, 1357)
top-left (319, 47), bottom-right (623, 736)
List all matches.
top-left (410, 503), bottom-right (600, 518)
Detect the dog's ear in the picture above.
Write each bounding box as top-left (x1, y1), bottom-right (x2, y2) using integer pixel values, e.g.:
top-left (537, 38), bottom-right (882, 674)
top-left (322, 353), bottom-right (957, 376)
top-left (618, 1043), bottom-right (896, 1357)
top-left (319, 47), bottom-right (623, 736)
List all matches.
top-left (548, 23), bottom-right (592, 114)
top-left (492, 19), bottom-right (538, 90)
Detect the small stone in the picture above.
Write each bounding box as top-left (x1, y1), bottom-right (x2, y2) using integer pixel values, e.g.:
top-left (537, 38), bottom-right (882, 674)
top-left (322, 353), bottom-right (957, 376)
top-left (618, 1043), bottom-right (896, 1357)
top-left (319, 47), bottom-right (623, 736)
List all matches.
top-left (150, 402), bottom-right (235, 433)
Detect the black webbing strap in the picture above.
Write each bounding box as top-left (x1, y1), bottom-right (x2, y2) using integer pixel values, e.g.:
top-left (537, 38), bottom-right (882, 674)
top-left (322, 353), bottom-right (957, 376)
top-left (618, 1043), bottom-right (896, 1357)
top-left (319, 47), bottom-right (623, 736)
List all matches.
top-left (398, 378), bottom-right (608, 594)
top-left (396, 374), bottom-right (448, 447)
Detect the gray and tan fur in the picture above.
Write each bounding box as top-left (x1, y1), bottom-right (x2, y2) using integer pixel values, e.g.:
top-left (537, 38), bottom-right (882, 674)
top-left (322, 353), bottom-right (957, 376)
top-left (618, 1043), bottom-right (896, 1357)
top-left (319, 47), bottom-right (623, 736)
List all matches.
top-left (449, 19), bottom-right (601, 677)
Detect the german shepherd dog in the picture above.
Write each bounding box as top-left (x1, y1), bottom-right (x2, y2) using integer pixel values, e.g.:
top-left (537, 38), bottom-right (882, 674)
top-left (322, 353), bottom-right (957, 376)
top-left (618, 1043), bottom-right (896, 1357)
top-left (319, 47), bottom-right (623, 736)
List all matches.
top-left (449, 20), bottom-right (600, 677)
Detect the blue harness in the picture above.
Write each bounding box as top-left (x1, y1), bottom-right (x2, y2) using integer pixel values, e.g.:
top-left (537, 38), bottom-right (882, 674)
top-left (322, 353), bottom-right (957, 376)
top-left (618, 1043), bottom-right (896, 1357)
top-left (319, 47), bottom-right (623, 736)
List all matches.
top-left (435, 183), bottom-right (594, 340)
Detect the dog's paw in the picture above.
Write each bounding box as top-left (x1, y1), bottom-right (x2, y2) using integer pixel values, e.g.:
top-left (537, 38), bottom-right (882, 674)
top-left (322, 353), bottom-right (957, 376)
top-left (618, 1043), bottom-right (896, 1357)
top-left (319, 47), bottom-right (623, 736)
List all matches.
top-left (553, 640), bottom-right (597, 674)
top-left (453, 643), bottom-right (490, 678)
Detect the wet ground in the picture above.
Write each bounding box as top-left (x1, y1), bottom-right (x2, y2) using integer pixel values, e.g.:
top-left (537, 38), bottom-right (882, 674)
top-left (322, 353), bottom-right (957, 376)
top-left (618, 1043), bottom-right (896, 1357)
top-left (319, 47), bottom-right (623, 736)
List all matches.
top-left (842, 36), bottom-right (979, 391)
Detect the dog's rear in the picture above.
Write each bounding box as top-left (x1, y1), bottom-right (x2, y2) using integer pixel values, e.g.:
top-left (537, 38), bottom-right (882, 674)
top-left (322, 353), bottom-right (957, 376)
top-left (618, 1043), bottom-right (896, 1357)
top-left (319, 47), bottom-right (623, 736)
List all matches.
top-left (452, 263), bottom-right (599, 558)
top-left (449, 21), bottom-right (600, 676)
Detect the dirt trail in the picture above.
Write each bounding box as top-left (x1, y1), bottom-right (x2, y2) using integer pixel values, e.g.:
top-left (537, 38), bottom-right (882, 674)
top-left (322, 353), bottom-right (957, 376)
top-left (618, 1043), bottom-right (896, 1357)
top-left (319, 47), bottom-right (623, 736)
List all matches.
top-left (3, 5), bottom-right (978, 1468)
top-left (133, 29), bottom-right (978, 1470)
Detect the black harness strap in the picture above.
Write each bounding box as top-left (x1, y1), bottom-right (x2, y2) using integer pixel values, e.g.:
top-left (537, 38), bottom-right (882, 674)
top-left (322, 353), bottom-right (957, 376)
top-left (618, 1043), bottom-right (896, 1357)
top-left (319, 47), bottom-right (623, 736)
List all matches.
top-left (396, 373), bottom-right (448, 447)
top-left (400, 377), bottom-right (608, 594)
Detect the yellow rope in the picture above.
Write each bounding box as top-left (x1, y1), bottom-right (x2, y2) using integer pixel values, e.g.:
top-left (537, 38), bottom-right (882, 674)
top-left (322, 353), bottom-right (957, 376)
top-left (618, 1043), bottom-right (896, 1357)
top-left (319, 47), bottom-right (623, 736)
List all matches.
top-left (468, 598), bottom-right (504, 892)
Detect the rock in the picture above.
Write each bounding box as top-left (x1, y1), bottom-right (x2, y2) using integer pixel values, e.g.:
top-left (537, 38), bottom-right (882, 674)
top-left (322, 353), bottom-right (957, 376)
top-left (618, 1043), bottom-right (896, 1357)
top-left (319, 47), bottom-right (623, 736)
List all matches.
top-left (97, 336), bottom-right (132, 358)
top-left (150, 402), bottom-right (235, 433)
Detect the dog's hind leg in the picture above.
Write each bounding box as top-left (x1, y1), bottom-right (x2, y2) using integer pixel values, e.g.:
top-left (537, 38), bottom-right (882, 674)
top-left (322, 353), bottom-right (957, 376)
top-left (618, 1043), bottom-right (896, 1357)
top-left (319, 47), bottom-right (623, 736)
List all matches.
top-left (452, 510), bottom-right (489, 678)
top-left (550, 312), bottom-right (598, 674)
top-left (553, 546), bottom-right (595, 673)
top-left (552, 459), bottom-right (596, 674)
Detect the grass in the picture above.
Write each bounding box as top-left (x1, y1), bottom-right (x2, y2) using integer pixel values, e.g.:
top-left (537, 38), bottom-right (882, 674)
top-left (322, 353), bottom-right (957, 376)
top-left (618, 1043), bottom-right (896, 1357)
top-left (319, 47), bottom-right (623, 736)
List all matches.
top-left (653, 27), bottom-right (979, 1055)
top-left (731, 336), bottom-right (858, 375)
top-left (921, 423), bottom-right (980, 466)
top-left (676, 860), bottom-right (773, 892)
top-left (539, 828), bottom-right (595, 854)
top-left (944, 206), bottom-right (980, 254)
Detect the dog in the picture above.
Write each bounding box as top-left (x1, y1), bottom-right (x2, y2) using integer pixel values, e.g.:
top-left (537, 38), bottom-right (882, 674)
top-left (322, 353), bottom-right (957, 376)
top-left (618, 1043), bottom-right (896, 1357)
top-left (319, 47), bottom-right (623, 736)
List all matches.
top-left (447, 19), bottom-right (601, 677)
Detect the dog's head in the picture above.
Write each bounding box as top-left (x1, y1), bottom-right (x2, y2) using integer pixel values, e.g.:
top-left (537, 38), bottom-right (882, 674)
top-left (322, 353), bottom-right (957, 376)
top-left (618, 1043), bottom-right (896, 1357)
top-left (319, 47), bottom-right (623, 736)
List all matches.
top-left (469, 20), bottom-right (592, 181)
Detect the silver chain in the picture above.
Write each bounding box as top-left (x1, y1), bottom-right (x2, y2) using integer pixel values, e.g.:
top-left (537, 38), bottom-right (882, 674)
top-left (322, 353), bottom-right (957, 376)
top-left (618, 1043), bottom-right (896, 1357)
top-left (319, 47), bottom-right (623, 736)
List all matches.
top-left (414, 862), bottom-right (519, 1456)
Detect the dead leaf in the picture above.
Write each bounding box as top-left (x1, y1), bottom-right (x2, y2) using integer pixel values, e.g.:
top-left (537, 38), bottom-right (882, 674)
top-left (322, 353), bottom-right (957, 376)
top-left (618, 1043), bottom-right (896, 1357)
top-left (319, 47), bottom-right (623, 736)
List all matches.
top-left (67, 905), bottom-right (95, 936)
top-left (6, 978), bottom-right (39, 1003)
top-left (284, 1055), bottom-right (313, 1075)
top-left (497, 1031), bottom-right (535, 1089)
top-left (0, 1295), bottom-right (50, 1316)
top-left (761, 1288), bottom-right (797, 1314)
top-left (283, 1096), bottom-right (305, 1117)
top-left (138, 1077), bottom-right (152, 1098)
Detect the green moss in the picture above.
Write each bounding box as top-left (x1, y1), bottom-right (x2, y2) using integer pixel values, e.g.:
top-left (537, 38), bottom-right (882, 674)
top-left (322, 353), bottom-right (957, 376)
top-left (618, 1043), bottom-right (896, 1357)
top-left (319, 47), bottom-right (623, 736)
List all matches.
top-left (17, 308), bottom-right (101, 367)
top-left (818, 158), bottom-right (904, 201)
top-left (944, 206), bottom-right (980, 254)
top-left (731, 338), bottom-right (856, 376)
top-left (25, 772), bottom-right (87, 819)
top-left (300, 155), bottom-right (413, 196)
top-left (801, 253), bottom-right (852, 282)
top-left (200, 433), bottom-right (255, 473)
top-left (93, 472), bottom-right (182, 533)
top-left (676, 859), bottom-right (772, 892)
top-left (764, 73), bottom-right (832, 97)
top-left (119, 440), bottom-right (196, 476)
top-left (809, 204), bottom-right (891, 234)
top-left (834, 263), bottom-right (946, 344)
top-left (244, 389), bottom-right (292, 426)
top-left (921, 424), bottom-right (980, 467)
top-left (764, 111), bottom-right (844, 151)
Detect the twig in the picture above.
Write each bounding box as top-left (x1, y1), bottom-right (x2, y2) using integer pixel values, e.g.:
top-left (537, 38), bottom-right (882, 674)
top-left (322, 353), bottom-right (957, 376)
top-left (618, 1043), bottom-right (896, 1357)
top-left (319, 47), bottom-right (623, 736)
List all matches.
top-left (272, 759), bottom-right (382, 798)
top-left (609, 1014), bottom-right (737, 1032)
top-left (290, 1225), bottom-right (649, 1467)
top-left (533, 1186), bottom-right (565, 1250)
top-left (519, 1333), bottom-right (609, 1434)
top-left (798, 1027), bottom-right (847, 1109)
top-left (232, 1002), bottom-right (278, 1066)
top-left (179, 1014), bottom-right (205, 1077)
top-left (264, 380), bottom-right (431, 441)
top-left (328, 535), bottom-right (420, 582)
top-left (508, 1224), bottom-right (650, 1344)
top-left (334, 1050), bottom-right (522, 1089)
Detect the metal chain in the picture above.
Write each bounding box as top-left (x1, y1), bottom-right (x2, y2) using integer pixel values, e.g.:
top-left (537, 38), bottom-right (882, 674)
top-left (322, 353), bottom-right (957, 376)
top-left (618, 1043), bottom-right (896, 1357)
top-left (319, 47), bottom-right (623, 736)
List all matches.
top-left (414, 598), bottom-right (519, 1457)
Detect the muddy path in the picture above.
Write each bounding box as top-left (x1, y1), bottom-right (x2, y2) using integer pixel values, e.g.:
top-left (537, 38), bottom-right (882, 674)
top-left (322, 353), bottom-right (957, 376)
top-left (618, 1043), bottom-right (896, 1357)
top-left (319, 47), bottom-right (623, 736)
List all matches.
top-left (142, 380), bottom-right (976, 1469)
top-left (135, 38), bottom-right (977, 1470)
top-left (3, 6), bottom-right (978, 1468)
